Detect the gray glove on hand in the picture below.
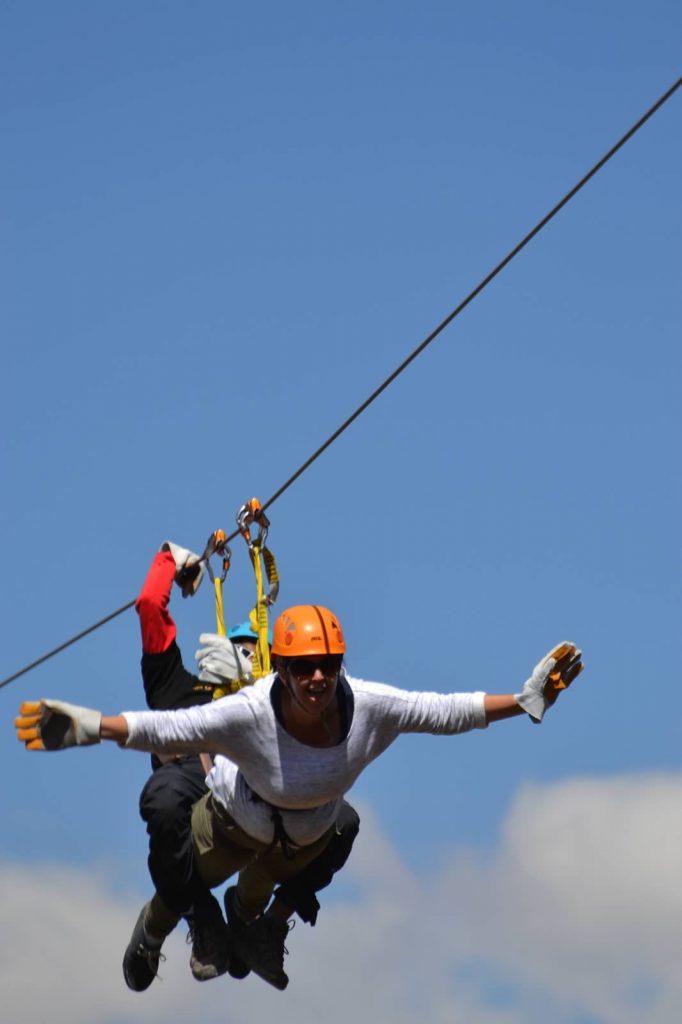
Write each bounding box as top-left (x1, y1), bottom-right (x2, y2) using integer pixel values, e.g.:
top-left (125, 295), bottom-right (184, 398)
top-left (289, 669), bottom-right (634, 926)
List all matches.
top-left (162, 541), bottom-right (205, 597)
top-left (195, 633), bottom-right (254, 688)
top-left (15, 699), bottom-right (102, 751)
top-left (515, 642), bottom-right (583, 722)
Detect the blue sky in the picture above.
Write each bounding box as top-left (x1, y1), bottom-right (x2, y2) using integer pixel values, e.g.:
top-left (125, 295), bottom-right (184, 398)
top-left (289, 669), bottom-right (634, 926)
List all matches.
top-left (1, 3), bottom-right (681, 1022)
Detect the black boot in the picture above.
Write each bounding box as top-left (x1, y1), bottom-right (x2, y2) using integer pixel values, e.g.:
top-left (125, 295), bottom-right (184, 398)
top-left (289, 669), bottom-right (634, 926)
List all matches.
top-left (186, 894), bottom-right (229, 981)
top-left (224, 887), bottom-right (290, 991)
top-left (123, 903), bottom-right (165, 992)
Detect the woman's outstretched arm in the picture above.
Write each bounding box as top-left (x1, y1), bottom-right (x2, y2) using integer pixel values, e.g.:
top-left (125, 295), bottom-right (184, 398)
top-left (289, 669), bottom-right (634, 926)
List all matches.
top-left (484, 694), bottom-right (526, 722)
top-left (100, 714), bottom-right (130, 743)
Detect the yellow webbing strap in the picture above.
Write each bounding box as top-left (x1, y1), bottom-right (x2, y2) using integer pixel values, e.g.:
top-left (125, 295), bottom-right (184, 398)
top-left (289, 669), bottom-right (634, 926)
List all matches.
top-left (248, 542), bottom-right (280, 680)
top-left (211, 555), bottom-right (240, 698)
top-left (214, 577), bottom-right (227, 638)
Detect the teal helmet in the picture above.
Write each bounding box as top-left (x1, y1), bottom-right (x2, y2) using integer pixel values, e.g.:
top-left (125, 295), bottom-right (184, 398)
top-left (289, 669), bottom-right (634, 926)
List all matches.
top-left (228, 621), bottom-right (273, 646)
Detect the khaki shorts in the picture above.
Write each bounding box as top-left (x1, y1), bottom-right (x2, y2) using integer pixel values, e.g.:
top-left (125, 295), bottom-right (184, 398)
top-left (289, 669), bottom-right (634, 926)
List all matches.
top-left (191, 791), bottom-right (336, 920)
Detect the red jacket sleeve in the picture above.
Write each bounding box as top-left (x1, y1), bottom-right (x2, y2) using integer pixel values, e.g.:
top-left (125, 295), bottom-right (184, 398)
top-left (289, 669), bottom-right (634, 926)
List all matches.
top-left (135, 551), bottom-right (178, 654)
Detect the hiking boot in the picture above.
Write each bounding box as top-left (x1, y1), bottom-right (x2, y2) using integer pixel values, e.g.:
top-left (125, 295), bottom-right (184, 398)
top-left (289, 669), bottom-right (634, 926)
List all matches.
top-left (222, 887), bottom-right (252, 980)
top-left (123, 903), bottom-right (165, 992)
top-left (224, 929), bottom-right (252, 980)
top-left (224, 887), bottom-right (291, 991)
top-left (186, 896), bottom-right (229, 981)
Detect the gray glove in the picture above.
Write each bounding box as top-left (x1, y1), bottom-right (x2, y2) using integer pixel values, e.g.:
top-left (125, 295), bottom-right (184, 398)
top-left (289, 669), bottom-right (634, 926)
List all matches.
top-left (162, 541), bottom-right (205, 597)
top-left (195, 633), bottom-right (254, 687)
top-left (515, 642), bottom-right (583, 722)
top-left (15, 699), bottom-right (102, 751)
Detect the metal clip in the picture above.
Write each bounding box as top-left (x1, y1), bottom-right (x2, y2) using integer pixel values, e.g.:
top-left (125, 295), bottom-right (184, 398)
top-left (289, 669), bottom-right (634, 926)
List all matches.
top-left (202, 529), bottom-right (232, 583)
top-left (236, 498), bottom-right (270, 549)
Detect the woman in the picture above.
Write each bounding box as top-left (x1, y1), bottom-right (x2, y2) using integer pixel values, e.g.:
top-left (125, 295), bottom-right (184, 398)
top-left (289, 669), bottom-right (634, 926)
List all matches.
top-left (16, 604), bottom-right (583, 991)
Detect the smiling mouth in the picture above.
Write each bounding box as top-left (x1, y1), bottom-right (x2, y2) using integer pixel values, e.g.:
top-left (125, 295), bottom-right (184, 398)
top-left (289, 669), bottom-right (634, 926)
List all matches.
top-left (303, 680), bottom-right (331, 698)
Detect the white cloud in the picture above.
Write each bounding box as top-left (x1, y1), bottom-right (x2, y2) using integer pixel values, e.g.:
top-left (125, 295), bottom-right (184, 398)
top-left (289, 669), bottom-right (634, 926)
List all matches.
top-left (431, 774), bottom-right (682, 1023)
top-left (2, 773), bottom-right (681, 1024)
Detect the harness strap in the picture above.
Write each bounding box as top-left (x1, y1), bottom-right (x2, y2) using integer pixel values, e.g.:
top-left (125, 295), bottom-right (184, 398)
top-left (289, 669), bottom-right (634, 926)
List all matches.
top-left (213, 577), bottom-right (226, 637)
top-left (248, 542), bottom-right (280, 680)
top-left (247, 787), bottom-right (298, 860)
top-left (203, 530), bottom-right (231, 638)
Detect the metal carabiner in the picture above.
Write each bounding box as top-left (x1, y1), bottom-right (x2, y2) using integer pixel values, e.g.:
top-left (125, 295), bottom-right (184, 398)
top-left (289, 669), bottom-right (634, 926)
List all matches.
top-left (202, 529), bottom-right (232, 583)
top-left (236, 498), bottom-right (270, 549)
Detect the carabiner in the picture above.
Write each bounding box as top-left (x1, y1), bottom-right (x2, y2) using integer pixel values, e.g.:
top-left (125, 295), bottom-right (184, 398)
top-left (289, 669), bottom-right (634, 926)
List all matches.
top-left (202, 529), bottom-right (232, 584)
top-left (236, 498), bottom-right (270, 549)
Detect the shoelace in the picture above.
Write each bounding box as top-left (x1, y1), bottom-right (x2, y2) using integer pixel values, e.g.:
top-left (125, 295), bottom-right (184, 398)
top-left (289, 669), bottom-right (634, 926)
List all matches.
top-left (261, 918), bottom-right (294, 966)
top-left (283, 918), bottom-right (294, 957)
top-left (135, 942), bottom-right (166, 979)
top-left (186, 924), bottom-right (223, 958)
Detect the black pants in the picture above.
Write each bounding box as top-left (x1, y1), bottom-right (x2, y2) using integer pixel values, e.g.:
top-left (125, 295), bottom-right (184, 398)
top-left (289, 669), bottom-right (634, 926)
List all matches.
top-left (139, 756), bottom-right (359, 925)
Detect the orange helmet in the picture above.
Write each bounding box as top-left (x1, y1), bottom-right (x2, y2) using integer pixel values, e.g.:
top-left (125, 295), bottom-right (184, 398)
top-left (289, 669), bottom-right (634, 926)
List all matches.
top-left (272, 605), bottom-right (346, 657)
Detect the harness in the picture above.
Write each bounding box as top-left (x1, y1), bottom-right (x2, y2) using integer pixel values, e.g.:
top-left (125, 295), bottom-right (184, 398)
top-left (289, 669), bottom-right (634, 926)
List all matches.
top-left (247, 787), bottom-right (299, 860)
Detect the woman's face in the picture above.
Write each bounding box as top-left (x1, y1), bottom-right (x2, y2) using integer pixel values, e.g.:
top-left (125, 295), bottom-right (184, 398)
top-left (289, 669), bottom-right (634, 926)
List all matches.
top-left (282, 654), bottom-right (342, 717)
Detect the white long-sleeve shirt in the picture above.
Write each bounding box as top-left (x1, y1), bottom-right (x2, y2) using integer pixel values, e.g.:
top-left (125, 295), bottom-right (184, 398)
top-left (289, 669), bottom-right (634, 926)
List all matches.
top-left (123, 674), bottom-right (487, 847)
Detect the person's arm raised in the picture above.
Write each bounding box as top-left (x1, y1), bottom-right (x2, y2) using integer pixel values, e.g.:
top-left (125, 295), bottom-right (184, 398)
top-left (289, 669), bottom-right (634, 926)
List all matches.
top-left (483, 642), bottom-right (584, 725)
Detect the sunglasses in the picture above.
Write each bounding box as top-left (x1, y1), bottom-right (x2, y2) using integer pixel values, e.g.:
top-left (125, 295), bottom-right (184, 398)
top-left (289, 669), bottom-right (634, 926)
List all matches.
top-left (286, 655), bottom-right (342, 679)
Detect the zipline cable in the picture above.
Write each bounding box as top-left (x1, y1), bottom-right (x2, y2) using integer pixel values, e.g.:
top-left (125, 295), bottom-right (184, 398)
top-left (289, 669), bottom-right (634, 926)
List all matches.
top-left (1, 73), bottom-right (680, 692)
top-left (0, 603), bottom-right (137, 690)
top-left (259, 74), bottom-right (681, 513)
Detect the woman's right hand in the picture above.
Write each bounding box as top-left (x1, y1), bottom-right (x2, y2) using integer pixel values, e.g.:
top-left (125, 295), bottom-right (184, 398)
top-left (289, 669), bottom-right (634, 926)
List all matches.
top-left (15, 698), bottom-right (102, 750)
